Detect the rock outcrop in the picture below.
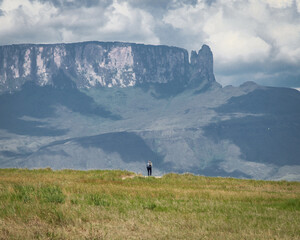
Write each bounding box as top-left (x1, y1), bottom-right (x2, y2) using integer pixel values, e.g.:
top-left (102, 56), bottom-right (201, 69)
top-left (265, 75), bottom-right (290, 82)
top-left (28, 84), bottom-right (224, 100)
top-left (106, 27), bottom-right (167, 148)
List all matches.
top-left (0, 41), bottom-right (215, 93)
top-left (0, 41), bottom-right (299, 181)
top-left (189, 45), bottom-right (215, 88)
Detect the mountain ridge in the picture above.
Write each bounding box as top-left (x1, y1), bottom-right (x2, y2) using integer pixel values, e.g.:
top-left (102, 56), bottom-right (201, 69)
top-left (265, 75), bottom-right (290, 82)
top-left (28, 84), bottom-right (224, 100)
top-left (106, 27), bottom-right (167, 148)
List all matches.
top-left (0, 41), bottom-right (216, 95)
top-left (0, 41), bottom-right (299, 181)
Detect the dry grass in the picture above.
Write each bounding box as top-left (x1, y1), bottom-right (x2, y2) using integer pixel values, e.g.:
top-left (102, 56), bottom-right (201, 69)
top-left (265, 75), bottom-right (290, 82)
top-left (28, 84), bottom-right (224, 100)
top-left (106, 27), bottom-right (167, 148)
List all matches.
top-left (0, 169), bottom-right (299, 239)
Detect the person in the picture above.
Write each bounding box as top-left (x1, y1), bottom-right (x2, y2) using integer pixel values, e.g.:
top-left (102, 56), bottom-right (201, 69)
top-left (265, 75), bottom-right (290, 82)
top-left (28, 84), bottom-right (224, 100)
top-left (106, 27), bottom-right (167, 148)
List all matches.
top-left (146, 160), bottom-right (152, 176)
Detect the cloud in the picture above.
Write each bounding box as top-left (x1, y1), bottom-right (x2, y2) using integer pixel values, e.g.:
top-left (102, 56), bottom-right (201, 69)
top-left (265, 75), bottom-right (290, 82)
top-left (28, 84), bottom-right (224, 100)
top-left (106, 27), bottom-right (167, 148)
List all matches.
top-left (162, 0), bottom-right (300, 87)
top-left (96, 1), bottom-right (160, 44)
top-left (34, 0), bottom-right (109, 9)
top-left (0, 0), bottom-right (62, 44)
top-left (0, 0), bottom-right (159, 45)
top-left (0, 0), bottom-right (299, 87)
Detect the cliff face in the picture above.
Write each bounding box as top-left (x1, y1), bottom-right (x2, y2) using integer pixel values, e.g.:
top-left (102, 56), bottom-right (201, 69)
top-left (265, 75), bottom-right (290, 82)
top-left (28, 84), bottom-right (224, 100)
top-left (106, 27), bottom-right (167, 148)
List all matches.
top-left (0, 41), bottom-right (214, 93)
top-left (189, 45), bottom-right (215, 88)
top-left (0, 41), bottom-right (300, 181)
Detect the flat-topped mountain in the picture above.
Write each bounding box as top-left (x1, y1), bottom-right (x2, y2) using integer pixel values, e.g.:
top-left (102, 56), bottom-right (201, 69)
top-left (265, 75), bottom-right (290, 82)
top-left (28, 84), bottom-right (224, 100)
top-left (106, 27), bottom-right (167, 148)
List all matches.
top-left (0, 41), bottom-right (217, 94)
top-left (0, 41), bottom-right (299, 181)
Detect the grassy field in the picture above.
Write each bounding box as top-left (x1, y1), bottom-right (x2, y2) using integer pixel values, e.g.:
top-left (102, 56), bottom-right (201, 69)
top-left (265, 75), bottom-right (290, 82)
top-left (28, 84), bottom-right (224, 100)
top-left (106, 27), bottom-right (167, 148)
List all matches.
top-left (0, 169), bottom-right (299, 239)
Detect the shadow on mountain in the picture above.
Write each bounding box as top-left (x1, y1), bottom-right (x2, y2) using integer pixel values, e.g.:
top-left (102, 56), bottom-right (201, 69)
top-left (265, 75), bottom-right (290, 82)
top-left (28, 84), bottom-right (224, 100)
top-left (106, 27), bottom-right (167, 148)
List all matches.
top-left (204, 87), bottom-right (300, 166)
top-left (172, 158), bottom-right (252, 178)
top-left (0, 150), bottom-right (31, 158)
top-left (217, 87), bottom-right (300, 115)
top-left (0, 69), bottom-right (120, 136)
top-left (74, 132), bottom-right (168, 168)
top-left (137, 78), bottom-right (217, 99)
top-left (136, 81), bottom-right (185, 99)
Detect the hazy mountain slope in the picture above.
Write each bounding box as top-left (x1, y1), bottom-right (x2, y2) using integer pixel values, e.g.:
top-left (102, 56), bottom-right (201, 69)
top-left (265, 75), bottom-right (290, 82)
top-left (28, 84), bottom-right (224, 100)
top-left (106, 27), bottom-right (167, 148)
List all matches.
top-left (0, 41), bottom-right (299, 180)
top-left (205, 87), bottom-right (300, 166)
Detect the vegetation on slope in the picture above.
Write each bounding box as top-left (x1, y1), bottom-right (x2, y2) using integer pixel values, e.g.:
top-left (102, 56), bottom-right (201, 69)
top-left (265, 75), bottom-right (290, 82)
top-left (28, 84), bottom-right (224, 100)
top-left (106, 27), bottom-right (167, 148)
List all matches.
top-left (0, 169), bottom-right (299, 239)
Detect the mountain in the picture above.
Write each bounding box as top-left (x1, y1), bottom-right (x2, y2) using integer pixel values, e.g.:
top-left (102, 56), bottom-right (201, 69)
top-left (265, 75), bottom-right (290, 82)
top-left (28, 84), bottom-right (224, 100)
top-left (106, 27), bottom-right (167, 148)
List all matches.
top-left (0, 41), bottom-right (218, 94)
top-left (0, 41), bottom-right (299, 181)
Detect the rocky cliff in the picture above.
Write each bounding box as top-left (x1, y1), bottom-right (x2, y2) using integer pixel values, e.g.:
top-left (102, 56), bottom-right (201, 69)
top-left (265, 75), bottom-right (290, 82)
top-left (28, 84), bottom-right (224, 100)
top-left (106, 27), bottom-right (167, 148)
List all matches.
top-left (0, 41), bottom-right (215, 93)
top-left (1, 41), bottom-right (299, 181)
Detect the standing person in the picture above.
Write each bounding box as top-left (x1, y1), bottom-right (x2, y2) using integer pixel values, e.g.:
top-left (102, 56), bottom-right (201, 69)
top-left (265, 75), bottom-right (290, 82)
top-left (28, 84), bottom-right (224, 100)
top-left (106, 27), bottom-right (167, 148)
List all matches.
top-left (146, 160), bottom-right (152, 176)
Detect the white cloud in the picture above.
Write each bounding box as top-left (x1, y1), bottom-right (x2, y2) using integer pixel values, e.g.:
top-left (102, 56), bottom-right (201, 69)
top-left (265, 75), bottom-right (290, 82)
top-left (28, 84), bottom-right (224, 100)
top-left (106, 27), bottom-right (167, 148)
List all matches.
top-left (0, 0), bottom-right (57, 33)
top-left (0, 0), bottom-right (60, 44)
top-left (0, 0), bottom-right (299, 87)
top-left (0, 0), bottom-right (159, 45)
top-left (163, 0), bottom-right (300, 85)
top-left (207, 31), bottom-right (271, 63)
top-left (97, 1), bottom-right (160, 44)
top-left (264, 0), bottom-right (294, 8)
top-left (297, 0), bottom-right (300, 12)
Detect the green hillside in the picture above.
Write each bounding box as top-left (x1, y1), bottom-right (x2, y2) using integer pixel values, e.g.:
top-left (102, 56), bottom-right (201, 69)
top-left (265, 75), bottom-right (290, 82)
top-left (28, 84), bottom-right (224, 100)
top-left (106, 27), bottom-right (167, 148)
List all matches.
top-left (0, 169), bottom-right (299, 239)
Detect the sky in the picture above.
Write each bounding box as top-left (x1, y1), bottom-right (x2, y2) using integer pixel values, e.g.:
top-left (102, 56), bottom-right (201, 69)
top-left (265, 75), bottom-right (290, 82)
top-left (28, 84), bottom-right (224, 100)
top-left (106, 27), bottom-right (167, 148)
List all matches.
top-left (0, 0), bottom-right (300, 88)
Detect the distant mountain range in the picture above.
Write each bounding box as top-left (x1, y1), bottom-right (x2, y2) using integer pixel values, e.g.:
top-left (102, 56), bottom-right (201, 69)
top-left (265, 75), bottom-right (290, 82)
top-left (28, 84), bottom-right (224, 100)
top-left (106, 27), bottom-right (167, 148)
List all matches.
top-left (0, 41), bottom-right (299, 181)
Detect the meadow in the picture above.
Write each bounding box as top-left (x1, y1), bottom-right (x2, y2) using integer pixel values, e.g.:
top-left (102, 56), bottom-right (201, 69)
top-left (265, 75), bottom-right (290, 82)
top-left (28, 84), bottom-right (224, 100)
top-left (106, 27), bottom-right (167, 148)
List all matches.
top-left (0, 168), bottom-right (299, 239)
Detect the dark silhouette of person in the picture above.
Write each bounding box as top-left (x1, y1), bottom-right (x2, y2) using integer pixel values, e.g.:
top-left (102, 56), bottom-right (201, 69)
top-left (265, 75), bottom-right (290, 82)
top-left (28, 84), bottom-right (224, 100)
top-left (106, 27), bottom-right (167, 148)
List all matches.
top-left (146, 160), bottom-right (152, 176)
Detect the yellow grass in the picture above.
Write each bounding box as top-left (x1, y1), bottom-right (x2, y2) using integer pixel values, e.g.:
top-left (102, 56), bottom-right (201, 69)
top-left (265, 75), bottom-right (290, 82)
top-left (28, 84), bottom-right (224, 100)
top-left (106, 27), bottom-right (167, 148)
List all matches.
top-left (0, 169), bottom-right (299, 239)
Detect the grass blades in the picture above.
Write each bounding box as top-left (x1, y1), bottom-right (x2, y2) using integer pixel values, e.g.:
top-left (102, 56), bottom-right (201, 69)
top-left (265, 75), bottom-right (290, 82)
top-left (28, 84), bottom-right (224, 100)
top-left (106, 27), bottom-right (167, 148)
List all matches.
top-left (0, 169), bottom-right (299, 239)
